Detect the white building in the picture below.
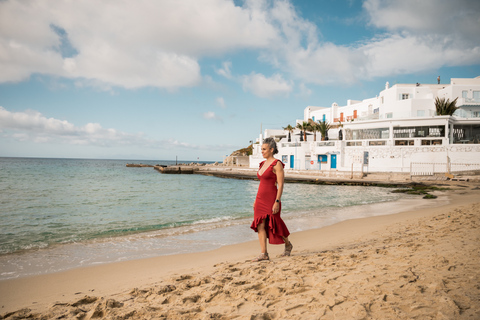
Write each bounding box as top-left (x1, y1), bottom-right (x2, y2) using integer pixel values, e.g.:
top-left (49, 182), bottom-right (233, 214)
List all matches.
top-left (250, 77), bottom-right (480, 175)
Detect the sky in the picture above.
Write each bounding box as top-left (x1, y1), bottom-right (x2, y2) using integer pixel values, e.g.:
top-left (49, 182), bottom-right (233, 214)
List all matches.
top-left (0, 0), bottom-right (479, 161)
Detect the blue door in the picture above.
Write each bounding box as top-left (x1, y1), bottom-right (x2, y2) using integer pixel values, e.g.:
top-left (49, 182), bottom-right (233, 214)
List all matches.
top-left (331, 154), bottom-right (337, 169)
top-left (290, 155), bottom-right (294, 169)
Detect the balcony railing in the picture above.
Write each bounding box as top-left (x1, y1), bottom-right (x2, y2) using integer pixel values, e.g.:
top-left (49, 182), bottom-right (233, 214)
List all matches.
top-left (460, 97), bottom-right (480, 104)
top-left (316, 141), bottom-right (335, 147)
top-left (281, 142), bottom-right (302, 148)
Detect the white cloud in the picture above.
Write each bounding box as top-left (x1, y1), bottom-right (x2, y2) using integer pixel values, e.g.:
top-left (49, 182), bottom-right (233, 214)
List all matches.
top-left (202, 111), bottom-right (223, 122)
top-left (297, 83), bottom-right (312, 98)
top-left (364, 0), bottom-right (480, 43)
top-left (0, 0), bottom-right (278, 89)
top-left (253, 0), bottom-right (480, 85)
top-left (279, 0), bottom-right (480, 84)
top-left (216, 61), bottom-right (233, 79)
top-left (242, 73), bottom-right (293, 98)
top-left (0, 108), bottom-right (75, 134)
top-left (361, 34), bottom-right (478, 78)
top-left (63, 51), bottom-right (201, 90)
top-left (203, 111), bottom-right (216, 120)
top-left (216, 97), bottom-right (226, 109)
top-left (0, 0), bottom-right (478, 90)
top-left (358, 0), bottom-right (480, 77)
top-left (0, 106), bottom-right (206, 149)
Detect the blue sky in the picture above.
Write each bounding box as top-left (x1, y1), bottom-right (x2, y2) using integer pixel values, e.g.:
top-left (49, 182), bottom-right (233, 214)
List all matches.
top-left (0, 0), bottom-right (479, 161)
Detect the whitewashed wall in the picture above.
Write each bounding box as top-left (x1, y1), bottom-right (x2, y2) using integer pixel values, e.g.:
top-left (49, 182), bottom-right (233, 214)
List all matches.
top-left (342, 144), bottom-right (480, 173)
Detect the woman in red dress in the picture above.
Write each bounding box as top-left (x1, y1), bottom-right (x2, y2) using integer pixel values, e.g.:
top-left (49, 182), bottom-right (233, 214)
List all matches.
top-left (251, 137), bottom-right (292, 261)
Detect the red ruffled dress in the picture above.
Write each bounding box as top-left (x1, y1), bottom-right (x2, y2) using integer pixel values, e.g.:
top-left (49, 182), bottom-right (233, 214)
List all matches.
top-left (250, 159), bottom-right (290, 244)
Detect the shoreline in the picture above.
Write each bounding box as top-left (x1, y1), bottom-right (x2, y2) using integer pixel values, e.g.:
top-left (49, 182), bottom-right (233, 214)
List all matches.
top-left (1, 184), bottom-right (479, 318)
top-left (0, 189), bottom-right (444, 282)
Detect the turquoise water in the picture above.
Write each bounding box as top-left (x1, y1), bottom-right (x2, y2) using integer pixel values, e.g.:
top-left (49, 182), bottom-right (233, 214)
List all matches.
top-left (0, 157), bottom-right (406, 279)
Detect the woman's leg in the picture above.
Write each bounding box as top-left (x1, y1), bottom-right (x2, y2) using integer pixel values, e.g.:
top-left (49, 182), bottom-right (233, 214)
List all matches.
top-left (257, 219), bottom-right (268, 254)
top-left (282, 236), bottom-right (291, 246)
top-left (280, 236), bottom-right (293, 257)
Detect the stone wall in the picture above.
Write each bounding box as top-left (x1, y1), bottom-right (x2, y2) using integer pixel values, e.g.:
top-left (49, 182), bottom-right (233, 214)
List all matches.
top-left (223, 156), bottom-right (250, 166)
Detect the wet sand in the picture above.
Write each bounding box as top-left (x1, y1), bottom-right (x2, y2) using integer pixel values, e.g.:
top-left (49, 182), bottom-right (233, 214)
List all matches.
top-left (1, 185), bottom-right (479, 319)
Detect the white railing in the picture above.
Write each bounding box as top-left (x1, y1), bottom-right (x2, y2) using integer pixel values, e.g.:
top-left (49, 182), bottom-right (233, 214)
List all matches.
top-left (410, 162), bottom-right (448, 176)
top-left (316, 141), bottom-right (335, 147)
top-left (281, 142), bottom-right (302, 148)
top-left (411, 162), bottom-right (480, 177)
top-left (460, 97), bottom-right (480, 104)
top-left (450, 162), bottom-right (480, 173)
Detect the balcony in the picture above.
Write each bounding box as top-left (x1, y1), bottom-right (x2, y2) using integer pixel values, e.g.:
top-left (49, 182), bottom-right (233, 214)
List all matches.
top-left (281, 142), bottom-right (302, 148)
top-left (459, 97), bottom-right (480, 105)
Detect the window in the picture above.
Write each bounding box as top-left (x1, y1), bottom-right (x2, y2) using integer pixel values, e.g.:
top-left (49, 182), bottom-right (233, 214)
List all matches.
top-left (421, 140), bottom-right (443, 146)
top-left (453, 124), bottom-right (480, 143)
top-left (386, 113), bottom-right (393, 118)
top-left (474, 91), bottom-right (480, 102)
top-left (346, 141), bottom-right (362, 146)
top-left (473, 111), bottom-right (480, 118)
top-left (395, 140), bottom-right (414, 146)
top-left (417, 110), bottom-right (425, 117)
top-left (462, 91), bottom-right (468, 98)
top-left (393, 126), bottom-right (445, 138)
top-left (345, 128), bottom-right (389, 140)
top-left (369, 141), bottom-right (386, 146)
top-left (400, 93), bottom-right (409, 100)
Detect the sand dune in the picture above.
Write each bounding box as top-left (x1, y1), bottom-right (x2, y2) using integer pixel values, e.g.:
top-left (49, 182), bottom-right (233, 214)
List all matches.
top-left (2, 199), bottom-right (479, 319)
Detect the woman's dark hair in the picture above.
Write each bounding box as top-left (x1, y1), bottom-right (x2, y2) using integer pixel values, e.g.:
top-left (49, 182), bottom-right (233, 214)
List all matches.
top-left (263, 137), bottom-right (278, 155)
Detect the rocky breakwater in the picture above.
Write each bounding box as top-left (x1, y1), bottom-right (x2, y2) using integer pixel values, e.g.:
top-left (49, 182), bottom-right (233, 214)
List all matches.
top-left (126, 163), bottom-right (155, 167)
top-left (154, 162), bottom-right (223, 174)
top-left (154, 165), bottom-right (197, 174)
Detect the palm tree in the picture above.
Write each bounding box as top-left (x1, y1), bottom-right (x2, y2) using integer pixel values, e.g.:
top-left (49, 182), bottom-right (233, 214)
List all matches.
top-left (296, 121), bottom-right (309, 142)
top-left (308, 119), bottom-right (320, 141)
top-left (282, 124), bottom-right (295, 142)
top-left (435, 97), bottom-right (459, 116)
top-left (317, 120), bottom-right (331, 141)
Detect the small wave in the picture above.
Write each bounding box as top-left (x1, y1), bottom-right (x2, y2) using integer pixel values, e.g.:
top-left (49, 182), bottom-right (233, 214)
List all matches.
top-left (0, 241), bottom-right (49, 255)
top-left (192, 216), bottom-right (236, 225)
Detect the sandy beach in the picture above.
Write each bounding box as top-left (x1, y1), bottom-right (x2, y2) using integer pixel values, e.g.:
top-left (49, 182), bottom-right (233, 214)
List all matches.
top-left (1, 182), bottom-right (479, 319)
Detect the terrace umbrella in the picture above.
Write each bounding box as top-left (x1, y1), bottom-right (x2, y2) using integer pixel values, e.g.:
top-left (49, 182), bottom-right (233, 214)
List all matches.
top-left (295, 131), bottom-right (312, 142)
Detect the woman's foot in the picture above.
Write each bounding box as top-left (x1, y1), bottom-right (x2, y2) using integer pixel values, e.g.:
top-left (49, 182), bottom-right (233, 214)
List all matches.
top-left (252, 253), bottom-right (269, 262)
top-left (279, 242), bottom-right (293, 257)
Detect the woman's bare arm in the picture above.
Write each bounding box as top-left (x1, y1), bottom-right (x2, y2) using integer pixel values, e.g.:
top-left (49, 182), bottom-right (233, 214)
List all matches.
top-left (272, 161), bottom-right (284, 214)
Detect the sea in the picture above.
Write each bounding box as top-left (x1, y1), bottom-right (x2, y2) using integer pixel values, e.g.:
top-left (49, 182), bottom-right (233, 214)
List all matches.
top-left (0, 157), bottom-right (436, 280)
